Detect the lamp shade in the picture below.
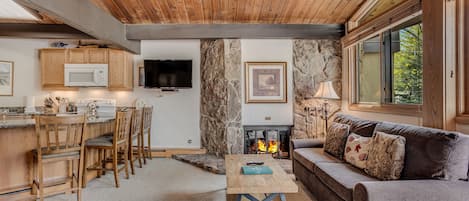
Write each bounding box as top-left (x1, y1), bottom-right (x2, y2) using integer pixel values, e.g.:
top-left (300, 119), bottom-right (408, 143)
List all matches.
top-left (314, 81), bottom-right (340, 99)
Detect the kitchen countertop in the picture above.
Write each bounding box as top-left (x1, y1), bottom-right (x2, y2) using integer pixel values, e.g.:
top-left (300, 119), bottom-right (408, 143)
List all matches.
top-left (0, 117), bottom-right (115, 129)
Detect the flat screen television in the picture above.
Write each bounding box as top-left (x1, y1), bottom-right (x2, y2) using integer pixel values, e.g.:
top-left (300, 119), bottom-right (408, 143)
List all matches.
top-left (144, 60), bottom-right (192, 88)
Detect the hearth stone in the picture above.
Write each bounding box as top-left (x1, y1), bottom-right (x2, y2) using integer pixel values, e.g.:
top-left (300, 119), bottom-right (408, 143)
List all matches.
top-left (173, 154), bottom-right (226, 174)
top-left (173, 154), bottom-right (293, 175)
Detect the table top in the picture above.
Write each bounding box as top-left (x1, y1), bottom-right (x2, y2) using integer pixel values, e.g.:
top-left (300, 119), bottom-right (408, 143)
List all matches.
top-left (225, 154), bottom-right (298, 195)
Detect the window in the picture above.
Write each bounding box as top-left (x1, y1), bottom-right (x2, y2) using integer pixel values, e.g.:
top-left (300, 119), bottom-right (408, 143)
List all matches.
top-left (355, 17), bottom-right (423, 106)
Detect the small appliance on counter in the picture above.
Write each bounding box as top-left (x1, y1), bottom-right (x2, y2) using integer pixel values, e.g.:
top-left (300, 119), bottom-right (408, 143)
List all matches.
top-left (76, 99), bottom-right (116, 120)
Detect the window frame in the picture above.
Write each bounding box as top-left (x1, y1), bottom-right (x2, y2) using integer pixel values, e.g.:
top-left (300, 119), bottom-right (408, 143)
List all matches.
top-left (348, 19), bottom-right (423, 117)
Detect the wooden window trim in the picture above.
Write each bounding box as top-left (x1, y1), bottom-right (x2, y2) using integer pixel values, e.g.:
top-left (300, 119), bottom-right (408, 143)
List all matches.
top-left (349, 103), bottom-right (422, 117)
top-left (457, 0), bottom-right (469, 118)
top-left (343, 0), bottom-right (422, 48)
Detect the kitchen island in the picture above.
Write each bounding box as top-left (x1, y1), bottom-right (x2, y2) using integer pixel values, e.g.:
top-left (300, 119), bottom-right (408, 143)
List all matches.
top-left (0, 116), bottom-right (115, 199)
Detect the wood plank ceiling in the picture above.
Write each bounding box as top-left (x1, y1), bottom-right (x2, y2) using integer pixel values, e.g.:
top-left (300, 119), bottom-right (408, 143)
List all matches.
top-left (359, 0), bottom-right (406, 24)
top-left (90, 0), bottom-right (365, 24)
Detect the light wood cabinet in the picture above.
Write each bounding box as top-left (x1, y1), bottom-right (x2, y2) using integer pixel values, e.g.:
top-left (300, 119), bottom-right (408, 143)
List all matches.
top-left (68, 48), bottom-right (88, 63)
top-left (108, 49), bottom-right (133, 90)
top-left (39, 49), bottom-right (76, 90)
top-left (87, 48), bottom-right (108, 63)
top-left (39, 48), bottom-right (133, 91)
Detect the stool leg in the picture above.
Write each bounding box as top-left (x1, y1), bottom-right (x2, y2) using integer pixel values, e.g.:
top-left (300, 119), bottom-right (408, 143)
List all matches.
top-left (113, 148), bottom-right (120, 188)
top-left (102, 149), bottom-right (107, 175)
top-left (77, 148), bottom-right (85, 201)
top-left (142, 133), bottom-right (147, 165)
top-left (38, 158), bottom-right (44, 201)
top-left (82, 147), bottom-right (88, 188)
top-left (147, 129), bottom-right (152, 160)
top-left (97, 149), bottom-right (102, 178)
top-left (124, 146), bottom-right (130, 179)
top-left (129, 142), bottom-right (135, 175)
top-left (137, 134), bottom-right (143, 168)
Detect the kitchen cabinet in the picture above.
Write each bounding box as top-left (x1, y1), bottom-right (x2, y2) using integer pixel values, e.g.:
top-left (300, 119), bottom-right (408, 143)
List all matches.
top-left (68, 48), bottom-right (108, 63)
top-left (39, 49), bottom-right (76, 90)
top-left (68, 48), bottom-right (88, 63)
top-left (39, 48), bottom-right (133, 91)
top-left (108, 49), bottom-right (133, 90)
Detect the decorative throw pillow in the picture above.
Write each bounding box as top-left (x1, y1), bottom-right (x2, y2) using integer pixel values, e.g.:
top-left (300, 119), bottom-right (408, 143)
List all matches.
top-left (344, 133), bottom-right (372, 169)
top-left (324, 122), bottom-right (351, 159)
top-left (365, 131), bottom-right (406, 180)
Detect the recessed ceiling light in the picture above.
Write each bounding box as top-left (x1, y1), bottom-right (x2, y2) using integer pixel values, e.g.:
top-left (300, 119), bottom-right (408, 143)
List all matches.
top-left (0, 0), bottom-right (38, 20)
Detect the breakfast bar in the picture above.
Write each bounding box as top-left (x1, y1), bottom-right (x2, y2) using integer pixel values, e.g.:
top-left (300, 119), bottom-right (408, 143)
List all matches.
top-left (0, 117), bottom-right (115, 197)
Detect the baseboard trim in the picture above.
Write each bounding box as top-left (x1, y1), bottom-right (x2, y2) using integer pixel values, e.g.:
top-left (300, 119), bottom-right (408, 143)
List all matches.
top-left (151, 148), bottom-right (207, 158)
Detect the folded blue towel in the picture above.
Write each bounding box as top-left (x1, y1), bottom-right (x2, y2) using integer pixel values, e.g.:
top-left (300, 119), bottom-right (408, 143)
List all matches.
top-left (241, 165), bottom-right (273, 175)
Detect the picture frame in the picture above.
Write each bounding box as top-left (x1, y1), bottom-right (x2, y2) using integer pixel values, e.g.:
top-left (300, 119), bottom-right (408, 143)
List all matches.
top-left (138, 66), bottom-right (145, 87)
top-left (245, 62), bottom-right (287, 103)
top-left (0, 61), bottom-right (14, 96)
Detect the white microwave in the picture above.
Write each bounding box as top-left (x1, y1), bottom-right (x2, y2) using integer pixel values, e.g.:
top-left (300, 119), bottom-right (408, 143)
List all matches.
top-left (64, 64), bottom-right (108, 87)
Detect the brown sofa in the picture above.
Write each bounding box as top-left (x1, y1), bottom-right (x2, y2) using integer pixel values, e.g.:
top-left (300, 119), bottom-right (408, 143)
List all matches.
top-left (292, 114), bottom-right (469, 201)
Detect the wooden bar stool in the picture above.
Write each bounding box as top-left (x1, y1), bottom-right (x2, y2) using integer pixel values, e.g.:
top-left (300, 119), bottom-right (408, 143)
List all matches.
top-left (32, 115), bottom-right (87, 201)
top-left (83, 110), bottom-right (132, 188)
top-left (129, 109), bottom-right (144, 174)
top-left (142, 107), bottom-right (153, 163)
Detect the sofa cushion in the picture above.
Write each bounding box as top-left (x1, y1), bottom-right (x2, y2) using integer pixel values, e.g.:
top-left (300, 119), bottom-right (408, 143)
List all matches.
top-left (365, 131), bottom-right (406, 180)
top-left (293, 148), bottom-right (342, 172)
top-left (334, 114), bottom-right (378, 137)
top-left (377, 121), bottom-right (469, 181)
top-left (324, 122), bottom-right (351, 158)
top-left (344, 133), bottom-right (372, 169)
top-left (315, 162), bottom-right (378, 201)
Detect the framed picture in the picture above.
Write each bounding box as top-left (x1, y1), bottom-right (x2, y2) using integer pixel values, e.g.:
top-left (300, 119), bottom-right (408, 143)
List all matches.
top-left (245, 62), bottom-right (287, 103)
top-left (0, 61), bottom-right (13, 96)
top-left (138, 66), bottom-right (145, 87)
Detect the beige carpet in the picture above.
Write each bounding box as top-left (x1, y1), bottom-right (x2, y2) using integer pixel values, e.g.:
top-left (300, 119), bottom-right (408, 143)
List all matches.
top-left (48, 158), bottom-right (315, 201)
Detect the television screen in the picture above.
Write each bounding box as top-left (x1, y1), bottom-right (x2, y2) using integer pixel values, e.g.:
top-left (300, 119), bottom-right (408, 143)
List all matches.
top-left (144, 60), bottom-right (192, 88)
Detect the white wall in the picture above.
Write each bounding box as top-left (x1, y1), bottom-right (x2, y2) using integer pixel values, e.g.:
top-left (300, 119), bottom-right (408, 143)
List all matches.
top-left (0, 38), bottom-right (201, 149)
top-left (241, 39), bottom-right (294, 125)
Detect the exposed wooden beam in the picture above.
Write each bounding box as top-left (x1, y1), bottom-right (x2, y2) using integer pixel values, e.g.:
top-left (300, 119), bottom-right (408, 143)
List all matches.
top-left (14, 0), bottom-right (140, 54)
top-left (0, 23), bottom-right (92, 39)
top-left (347, 0), bottom-right (379, 31)
top-left (126, 24), bottom-right (345, 40)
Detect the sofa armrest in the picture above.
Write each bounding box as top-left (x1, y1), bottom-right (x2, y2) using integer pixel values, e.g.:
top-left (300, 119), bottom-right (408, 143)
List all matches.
top-left (354, 180), bottom-right (469, 201)
top-left (291, 139), bottom-right (324, 150)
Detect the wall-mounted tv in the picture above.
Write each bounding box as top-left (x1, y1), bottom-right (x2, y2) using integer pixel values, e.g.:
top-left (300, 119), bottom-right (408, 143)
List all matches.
top-left (144, 60), bottom-right (192, 88)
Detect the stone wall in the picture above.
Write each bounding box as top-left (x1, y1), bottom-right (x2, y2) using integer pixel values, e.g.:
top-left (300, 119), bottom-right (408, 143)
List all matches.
top-left (293, 40), bottom-right (342, 139)
top-left (200, 39), bottom-right (242, 156)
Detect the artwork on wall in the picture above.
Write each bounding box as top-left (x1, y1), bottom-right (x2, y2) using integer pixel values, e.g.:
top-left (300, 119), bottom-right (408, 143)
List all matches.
top-left (245, 62), bottom-right (287, 103)
top-left (138, 66), bottom-right (145, 87)
top-left (0, 61), bottom-right (13, 96)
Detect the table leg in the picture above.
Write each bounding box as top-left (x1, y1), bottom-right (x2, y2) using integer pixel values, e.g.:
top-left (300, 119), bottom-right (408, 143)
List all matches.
top-left (279, 193), bottom-right (287, 201)
top-left (234, 193), bottom-right (286, 201)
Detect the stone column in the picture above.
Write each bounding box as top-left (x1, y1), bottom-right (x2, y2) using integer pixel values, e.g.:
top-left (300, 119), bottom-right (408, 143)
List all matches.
top-left (200, 39), bottom-right (242, 156)
top-left (292, 40), bottom-right (342, 139)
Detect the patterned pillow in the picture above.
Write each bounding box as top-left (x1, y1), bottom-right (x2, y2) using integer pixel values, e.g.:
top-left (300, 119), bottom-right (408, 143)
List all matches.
top-left (344, 133), bottom-right (372, 169)
top-left (365, 131), bottom-right (406, 180)
top-left (324, 122), bottom-right (351, 159)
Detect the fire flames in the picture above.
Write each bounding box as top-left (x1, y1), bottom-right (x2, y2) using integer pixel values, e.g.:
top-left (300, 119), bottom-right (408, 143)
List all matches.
top-left (258, 140), bottom-right (279, 153)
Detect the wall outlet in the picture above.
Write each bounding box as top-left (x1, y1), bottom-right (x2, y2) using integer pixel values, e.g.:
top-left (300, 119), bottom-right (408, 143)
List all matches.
top-left (265, 116), bottom-right (272, 120)
top-left (187, 139), bottom-right (192, 144)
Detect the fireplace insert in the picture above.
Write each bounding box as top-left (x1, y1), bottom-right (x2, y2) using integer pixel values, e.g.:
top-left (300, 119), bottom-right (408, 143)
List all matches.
top-left (243, 125), bottom-right (292, 159)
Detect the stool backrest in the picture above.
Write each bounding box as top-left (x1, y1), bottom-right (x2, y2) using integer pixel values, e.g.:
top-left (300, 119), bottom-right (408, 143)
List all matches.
top-left (35, 115), bottom-right (87, 155)
top-left (131, 109), bottom-right (143, 139)
top-left (142, 107), bottom-right (153, 132)
top-left (113, 110), bottom-right (133, 146)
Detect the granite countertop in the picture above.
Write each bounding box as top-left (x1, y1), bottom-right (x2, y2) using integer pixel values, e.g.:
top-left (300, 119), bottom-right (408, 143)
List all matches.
top-left (0, 117), bottom-right (115, 129)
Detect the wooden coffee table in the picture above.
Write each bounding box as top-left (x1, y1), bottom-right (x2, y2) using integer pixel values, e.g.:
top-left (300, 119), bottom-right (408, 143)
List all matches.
top-left (225, 154), bottom-right (298, 201)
